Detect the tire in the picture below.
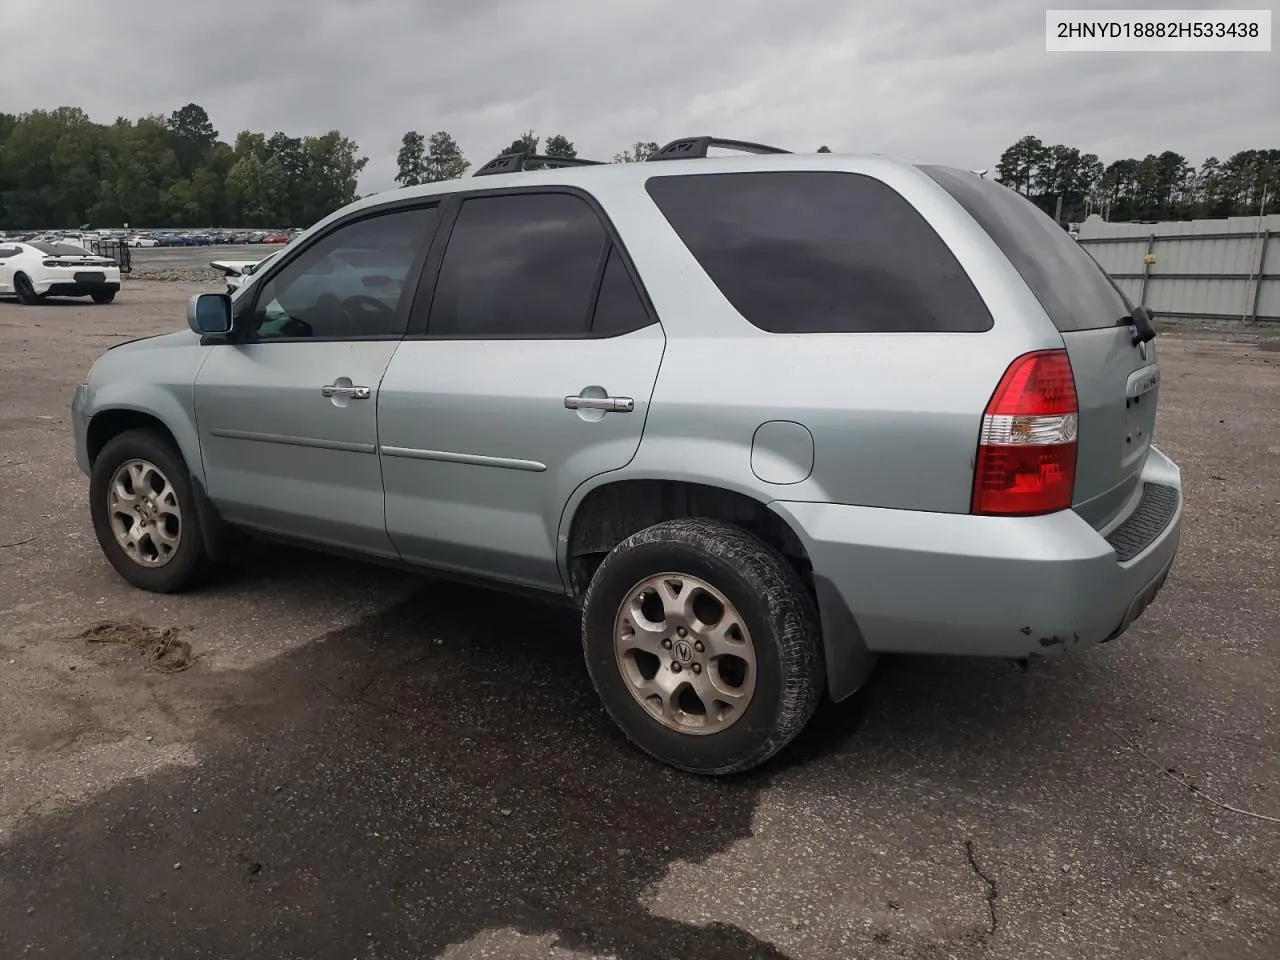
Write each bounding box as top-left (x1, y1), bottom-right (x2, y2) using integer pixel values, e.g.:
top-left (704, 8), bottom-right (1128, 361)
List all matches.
top-left (92, 290), bottom-right (116, 304)
top-left (14, 274), bottom-right (40, 305)
top-left (89, 428), bottom-right (209, 593)
top-left (582, 518), bottom-right (825, 775)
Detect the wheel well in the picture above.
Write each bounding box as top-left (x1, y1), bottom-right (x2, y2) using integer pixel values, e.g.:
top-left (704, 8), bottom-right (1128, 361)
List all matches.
top-left (86, 410), bottom-right (179, 467)
top-left (565, 479), bottom-right (813, 597)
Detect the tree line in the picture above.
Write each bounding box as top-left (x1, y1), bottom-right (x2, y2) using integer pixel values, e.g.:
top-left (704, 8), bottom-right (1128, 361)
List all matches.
top-left (2, 102), bottom-right (1271, 229)
top-left (996, 134), bottom-right (1277, 224)
top-left (0, 104), bottom-right (366, 229)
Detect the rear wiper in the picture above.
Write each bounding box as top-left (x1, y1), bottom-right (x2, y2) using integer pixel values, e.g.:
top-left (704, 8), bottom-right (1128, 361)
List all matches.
top-left (1125, 305), bottom-right (1157, 345)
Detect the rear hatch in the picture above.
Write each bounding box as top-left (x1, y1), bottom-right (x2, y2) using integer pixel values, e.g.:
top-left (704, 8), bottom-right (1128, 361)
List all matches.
top-left (921, 166), bottom-right (1159, 529)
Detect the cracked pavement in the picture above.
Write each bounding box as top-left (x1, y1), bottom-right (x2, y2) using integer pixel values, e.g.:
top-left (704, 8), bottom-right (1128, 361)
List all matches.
top-left (0, 285), bottom-right (1278, 959)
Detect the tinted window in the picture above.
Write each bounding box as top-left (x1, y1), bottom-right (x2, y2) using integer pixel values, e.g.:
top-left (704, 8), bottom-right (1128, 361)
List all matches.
top-left (591, 245), bottom-right (652, 336)
top-left (248, 205), bottom-right (436, 340)
top-left (645, 171), bottom-right (992, 334)
top-left (428, 193), bottom-right (607, 337)
top-left (921, 165), bottom-right (1132, 332)
top-left (0, 247), bottom-right (19, 259)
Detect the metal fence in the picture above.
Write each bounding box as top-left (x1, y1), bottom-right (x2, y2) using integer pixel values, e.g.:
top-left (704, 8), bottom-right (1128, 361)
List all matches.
top-left (82, 237), bottom-right (132, 275)
top-left (1077, 214), bottom-right (1279, 325)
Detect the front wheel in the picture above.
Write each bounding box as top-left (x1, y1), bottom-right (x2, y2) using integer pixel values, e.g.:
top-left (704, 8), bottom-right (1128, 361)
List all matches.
top-left (582, 518), bottom-right (825, 775)
top-left (89, 428), bottom-right (209, 592)
top-left (91, 290), bottom-right (116, 304)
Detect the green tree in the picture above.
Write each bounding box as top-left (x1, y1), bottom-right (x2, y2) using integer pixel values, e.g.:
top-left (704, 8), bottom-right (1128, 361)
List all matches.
top-left (543, 134), bottom-right (576, 158)
top-left (396, 131), bottom-right (428, 186)
top-left (503, 130), bottom-right (539, 155)
top-left (424, 131), bottom-right (470, 181)
top-left (166, 102), bottom-right (218, 176)
top-left (612, 141), bottom-right (659, 163)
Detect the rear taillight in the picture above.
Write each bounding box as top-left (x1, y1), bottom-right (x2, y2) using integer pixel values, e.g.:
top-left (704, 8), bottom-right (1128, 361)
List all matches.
top-left (972, 349), bottom-right (1078, 516)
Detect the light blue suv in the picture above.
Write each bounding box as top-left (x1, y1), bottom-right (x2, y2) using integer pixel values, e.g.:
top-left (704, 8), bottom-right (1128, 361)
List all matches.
top-left (72, 138), bottom-right (1182, 774)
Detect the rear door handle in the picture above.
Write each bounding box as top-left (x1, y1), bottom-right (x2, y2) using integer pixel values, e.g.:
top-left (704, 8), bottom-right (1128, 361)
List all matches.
top-left (564, 395), bottom-right (634, 413)
top-left (321, 383), bottom-right (371, 400)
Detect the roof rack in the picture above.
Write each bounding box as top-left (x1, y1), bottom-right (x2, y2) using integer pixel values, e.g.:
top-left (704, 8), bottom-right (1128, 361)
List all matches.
top-left (647, 136), bottom-right (791, 162)
top-left (472, 152), bottom-right (606, 177)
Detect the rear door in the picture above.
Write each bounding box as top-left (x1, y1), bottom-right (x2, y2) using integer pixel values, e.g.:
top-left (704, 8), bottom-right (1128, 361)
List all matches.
top-left (378, 189), bottom-right (665, 591)
top-left (922, 166), bottom-right (1159, 528)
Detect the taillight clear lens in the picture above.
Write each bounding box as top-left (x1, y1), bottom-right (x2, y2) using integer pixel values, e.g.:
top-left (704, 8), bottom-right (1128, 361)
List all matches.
top-left (972, 349), bottom-right (1079, 516)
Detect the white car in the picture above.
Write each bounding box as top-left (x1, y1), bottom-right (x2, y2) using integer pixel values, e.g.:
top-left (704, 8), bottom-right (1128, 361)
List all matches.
top-left (129, 235), bottom-right (160, 248)
top-left (211, 249), bottom-right (282, 295)
top-left (0, 241), bottom-right (122, 305)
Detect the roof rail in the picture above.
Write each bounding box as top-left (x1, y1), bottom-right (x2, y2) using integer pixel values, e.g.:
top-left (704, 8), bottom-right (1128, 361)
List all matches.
top-left (647, 136), bottom-right (791, 162)
top-left (472, 152), bottom-right (606, 177)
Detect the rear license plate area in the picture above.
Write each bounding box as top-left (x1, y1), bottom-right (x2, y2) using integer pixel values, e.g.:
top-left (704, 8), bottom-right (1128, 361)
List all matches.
top-left (74, 271), bottom-right (106, 284)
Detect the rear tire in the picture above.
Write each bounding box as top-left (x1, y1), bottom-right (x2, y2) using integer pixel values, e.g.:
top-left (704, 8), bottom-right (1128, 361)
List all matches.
top-left (89, 428), bottom-right (209, 593)
top-left (91, 290), bottom-right (116, 304)
top-left (582, 518), bottom-right (824, 775)
top-left (14, 274), bottom-right (40, 305)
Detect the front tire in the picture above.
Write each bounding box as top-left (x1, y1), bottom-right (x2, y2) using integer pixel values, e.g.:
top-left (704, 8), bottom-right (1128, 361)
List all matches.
top-left (582, 518), bottom-right (824, 775)
top-left (14, 274), bottom-right (40, 305)
top-left (92, 290), bottom-right (116, 304)
top-left (89, 429), bottom-right (209, 593)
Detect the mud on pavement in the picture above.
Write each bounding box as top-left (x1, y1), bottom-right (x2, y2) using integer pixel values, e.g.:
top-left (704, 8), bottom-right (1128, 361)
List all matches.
top-left (0, 289), bottom-right (1278, 959)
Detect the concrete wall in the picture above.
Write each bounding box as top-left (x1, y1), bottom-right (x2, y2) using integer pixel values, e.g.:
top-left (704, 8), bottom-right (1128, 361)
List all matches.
top-left (1077, 213), bottom-right (1279, 325)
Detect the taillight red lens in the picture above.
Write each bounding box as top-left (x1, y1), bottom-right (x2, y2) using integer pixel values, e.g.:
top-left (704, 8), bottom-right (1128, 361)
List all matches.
top-left (972, 349), bottom-right (1078, 516)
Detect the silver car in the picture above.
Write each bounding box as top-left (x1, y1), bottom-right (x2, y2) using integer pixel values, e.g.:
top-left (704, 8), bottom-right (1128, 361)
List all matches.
top-left (72, 138), bottom-right (1182, 775)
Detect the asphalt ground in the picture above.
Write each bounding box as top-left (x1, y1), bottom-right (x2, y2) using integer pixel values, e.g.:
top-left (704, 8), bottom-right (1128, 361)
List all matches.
top-left (0, 282), bottom-right (1277, 959)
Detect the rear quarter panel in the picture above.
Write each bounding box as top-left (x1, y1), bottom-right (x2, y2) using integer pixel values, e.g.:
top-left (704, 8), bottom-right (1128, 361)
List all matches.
top-left (591, 158), bottom-right (1065, 513)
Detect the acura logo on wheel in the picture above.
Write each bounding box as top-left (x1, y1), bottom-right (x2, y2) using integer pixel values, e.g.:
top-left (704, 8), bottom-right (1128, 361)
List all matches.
top-left (672, 639), bottom-right (695, 663)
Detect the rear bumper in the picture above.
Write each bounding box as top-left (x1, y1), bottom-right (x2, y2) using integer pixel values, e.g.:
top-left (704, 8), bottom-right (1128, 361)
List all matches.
top-left (72, 383), bottom-right (91, 477)
top-left (772, 446), bottom-right (1182, 694)
top-left (35, 280), bottom-right (121, 297)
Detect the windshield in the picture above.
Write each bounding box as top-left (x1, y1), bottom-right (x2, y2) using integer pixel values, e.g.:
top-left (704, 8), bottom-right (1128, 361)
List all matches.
top-left (920, 165), bottom-right (1133, 332)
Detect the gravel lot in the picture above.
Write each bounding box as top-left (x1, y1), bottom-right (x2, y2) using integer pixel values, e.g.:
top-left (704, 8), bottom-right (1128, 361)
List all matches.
top-left (0, 283), bottom-right (1277, 960)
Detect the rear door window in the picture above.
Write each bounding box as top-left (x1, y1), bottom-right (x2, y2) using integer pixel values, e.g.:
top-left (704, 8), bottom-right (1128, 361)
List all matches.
top-left (427, 192), bottom-right (608, 337)
top-left (920, 165), bottom-right (1132, 332)
top-left (644, 171), bottom-right (992, 334)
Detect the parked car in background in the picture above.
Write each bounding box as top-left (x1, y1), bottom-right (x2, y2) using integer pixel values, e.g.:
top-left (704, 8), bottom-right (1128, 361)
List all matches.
top-left (210, 248), bottom-right (282, 294)
top-left (0, 240), bottom-right (121, 304)
top-left (262, 233), bottom-right (290, 244)
top-left (129, 235), bottom-right (160, 247)
top-left (71, 139), bottom-right (1181, 775)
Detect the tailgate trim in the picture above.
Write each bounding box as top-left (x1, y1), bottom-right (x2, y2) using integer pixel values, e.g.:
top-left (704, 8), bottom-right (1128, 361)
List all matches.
top-left (1105, 482), bottom-right (1178, 562)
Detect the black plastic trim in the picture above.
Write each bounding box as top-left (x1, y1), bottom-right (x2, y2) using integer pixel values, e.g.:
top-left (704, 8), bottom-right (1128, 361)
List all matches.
top-left (473, 152), bottom-right (606, 176)
top-left (648, 136), bottom-right (790, 161)
top-left (1106, 482), bottom-right (1179, 562)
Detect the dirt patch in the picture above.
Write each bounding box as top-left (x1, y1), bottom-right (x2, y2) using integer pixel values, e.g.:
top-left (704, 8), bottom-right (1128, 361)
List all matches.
top-left (77, 621), bottom-right (195, 674)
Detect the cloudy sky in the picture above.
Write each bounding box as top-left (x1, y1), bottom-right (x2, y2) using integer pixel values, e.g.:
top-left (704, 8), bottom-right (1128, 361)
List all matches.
top-left (3, 0), bottom-right (1275, 191)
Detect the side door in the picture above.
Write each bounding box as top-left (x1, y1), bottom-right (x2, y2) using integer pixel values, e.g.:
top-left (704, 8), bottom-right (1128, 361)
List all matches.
top-left (0, 246), bottom-right (22, 293)
top-left (194, 202), bottom-right (440, 557)
top-left (379, 189), bottom-right (666, 591)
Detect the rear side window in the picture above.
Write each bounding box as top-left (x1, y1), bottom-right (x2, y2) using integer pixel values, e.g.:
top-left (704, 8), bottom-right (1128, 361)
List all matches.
top-left (644, 171), bottom-right (992, 334)
top-left (428, 193), bottom-right (607, 337)
top-left (921, 165), bottom-right (1132, 332)
top-left (591, 245), bottom-right (653, 336)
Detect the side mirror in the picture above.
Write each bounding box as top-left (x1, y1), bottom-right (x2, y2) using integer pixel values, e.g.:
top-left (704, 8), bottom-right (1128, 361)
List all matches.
top-left (187, 292), bottom-right (233, 336)
top-left (1130, 305), bottom-right (1157, 346)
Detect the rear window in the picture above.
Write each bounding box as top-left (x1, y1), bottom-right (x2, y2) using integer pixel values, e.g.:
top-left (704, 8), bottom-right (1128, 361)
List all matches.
top-left (644, 171), bottom-right (993, 334)
top-left (920, 165), bottom-right (1132, 333)
top-left (31, 242), bottom-right (90, 257)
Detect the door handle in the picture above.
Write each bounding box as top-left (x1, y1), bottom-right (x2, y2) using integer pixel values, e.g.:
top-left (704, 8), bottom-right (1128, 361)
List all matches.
top-left (321, 384), bottom-right (371, 400)
top-left (565, 395), bottom-right (634, 413)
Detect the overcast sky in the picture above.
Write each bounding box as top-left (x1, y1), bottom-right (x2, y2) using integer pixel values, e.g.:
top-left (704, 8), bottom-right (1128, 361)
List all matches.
top-left (3, 0), bottom-right (1275, 191)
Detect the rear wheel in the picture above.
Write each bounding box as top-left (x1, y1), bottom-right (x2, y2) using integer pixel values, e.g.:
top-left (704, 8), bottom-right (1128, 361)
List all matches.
top-left (14, 274), bottom-right (40, 305)
top-left (582, 518), bottom-right (824, 775)
top-left (91, 290), bottom-right (116, 304)
top-left (89, 429), bottom-right (209, 593)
